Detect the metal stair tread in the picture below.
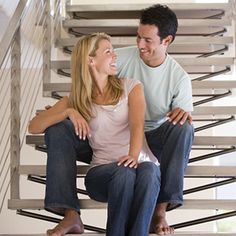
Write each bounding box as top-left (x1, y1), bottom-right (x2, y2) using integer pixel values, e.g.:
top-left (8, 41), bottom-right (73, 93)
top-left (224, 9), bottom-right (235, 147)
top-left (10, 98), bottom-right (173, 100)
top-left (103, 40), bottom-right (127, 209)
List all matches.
top-left (19, 165), bottom-right (236, 177)
top-left (51, 57), bottom-right (234, 69)
top-left (63, 19), bottom-right (231, 28)
top-left (8, 198), bottom-right (236, 210)
top-left (26, 135), bottom-right (236, 146)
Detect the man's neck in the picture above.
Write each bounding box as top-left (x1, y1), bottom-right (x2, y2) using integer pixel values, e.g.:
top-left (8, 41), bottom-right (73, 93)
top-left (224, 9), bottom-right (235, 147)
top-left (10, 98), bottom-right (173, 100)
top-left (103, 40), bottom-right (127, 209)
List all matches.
top-left (144, 53), bottom-right (167, 68)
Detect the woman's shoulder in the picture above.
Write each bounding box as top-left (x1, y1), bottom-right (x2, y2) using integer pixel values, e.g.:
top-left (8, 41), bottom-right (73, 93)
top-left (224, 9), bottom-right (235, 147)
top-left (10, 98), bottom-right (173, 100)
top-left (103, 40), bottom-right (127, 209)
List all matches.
top-left (120, 77), bottom-right (142, 94)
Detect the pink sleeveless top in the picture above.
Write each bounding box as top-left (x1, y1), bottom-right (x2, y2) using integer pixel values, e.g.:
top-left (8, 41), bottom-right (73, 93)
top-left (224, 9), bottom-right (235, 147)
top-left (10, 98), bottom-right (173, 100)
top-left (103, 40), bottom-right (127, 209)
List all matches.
top-left (88, 78), bottom-right (159, 168)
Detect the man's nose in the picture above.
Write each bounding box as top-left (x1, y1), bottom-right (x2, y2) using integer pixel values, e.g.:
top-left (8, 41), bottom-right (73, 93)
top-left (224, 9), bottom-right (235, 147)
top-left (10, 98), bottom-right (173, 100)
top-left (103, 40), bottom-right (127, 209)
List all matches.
top-left (137, 38), bottom-right (145, 48)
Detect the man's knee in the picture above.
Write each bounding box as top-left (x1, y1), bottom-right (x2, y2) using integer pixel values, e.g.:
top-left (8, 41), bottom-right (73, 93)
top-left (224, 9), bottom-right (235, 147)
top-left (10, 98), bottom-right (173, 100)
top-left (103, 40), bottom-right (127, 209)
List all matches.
top-left (173, 122), bottom-right (194, 140)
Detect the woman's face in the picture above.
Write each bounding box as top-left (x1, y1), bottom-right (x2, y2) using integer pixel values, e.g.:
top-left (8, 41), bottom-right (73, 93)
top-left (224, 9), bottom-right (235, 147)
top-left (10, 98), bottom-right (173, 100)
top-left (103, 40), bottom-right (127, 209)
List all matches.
top-left (91, 39), bottom-right (117, 76)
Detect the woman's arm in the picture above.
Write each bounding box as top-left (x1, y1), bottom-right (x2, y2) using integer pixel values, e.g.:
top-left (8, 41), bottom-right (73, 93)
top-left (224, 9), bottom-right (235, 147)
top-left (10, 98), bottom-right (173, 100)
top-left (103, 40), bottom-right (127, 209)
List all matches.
top-left (28, 96), bottom-right (70, 134)
top-left (29, 97), bottom-right (91, 138)
top-left (118, 83), bottom-right (146, 168)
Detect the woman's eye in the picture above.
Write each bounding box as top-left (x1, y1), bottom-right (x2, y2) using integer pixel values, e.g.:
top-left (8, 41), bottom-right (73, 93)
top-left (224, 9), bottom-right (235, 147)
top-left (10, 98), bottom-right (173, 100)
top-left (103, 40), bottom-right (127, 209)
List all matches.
top-left (106, 49), bottom-right (113, 54)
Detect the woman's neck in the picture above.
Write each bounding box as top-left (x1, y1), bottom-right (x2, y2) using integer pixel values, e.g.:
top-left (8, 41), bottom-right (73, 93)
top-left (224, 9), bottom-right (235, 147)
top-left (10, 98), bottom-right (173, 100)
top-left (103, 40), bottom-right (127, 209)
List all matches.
top-left (92, 75), bottom-right (110, 104)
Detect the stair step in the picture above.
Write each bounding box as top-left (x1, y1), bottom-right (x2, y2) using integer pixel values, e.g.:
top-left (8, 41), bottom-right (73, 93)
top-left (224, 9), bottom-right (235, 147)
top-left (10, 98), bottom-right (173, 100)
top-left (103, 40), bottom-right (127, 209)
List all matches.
top-left (57, 36), bottom-right (233, 47)
top-left (66, 3), bottom-right (229, 12)
top-left (192, 81), bottom-right (236, 89)
top-left (36, 103), bottom-right (236, 116)
top-left (26, 135), bottom-right (236, 146)
top-left (43, 81), bottom-right (236, 92)
top-left (192, 106), bottom-right (236, 115)
top-left (8, 198), bottom-right (236, 210)
top-left (19, 165), bottom-right (236, 177)
top-left (51, 58), bottom-right (234, 69)
top-left (63, 19), bottom-right (231, 29)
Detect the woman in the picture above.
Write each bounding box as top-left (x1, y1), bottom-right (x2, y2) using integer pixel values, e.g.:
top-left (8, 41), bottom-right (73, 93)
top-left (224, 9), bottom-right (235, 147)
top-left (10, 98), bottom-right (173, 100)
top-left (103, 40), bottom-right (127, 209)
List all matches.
top-left (28, 32), bottom-right (160, 236)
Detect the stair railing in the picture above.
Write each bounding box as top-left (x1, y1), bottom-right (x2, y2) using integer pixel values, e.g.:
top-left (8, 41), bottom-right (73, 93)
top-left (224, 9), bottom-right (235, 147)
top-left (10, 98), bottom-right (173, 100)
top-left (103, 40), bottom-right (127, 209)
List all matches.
top-left (0, 0), bottom-right (55, 211)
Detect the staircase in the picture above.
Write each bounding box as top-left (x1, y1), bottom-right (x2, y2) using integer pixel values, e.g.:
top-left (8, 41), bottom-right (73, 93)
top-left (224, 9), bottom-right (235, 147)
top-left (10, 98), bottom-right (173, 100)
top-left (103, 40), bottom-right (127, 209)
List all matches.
top-left (1, 0), bottom-right (236, 235)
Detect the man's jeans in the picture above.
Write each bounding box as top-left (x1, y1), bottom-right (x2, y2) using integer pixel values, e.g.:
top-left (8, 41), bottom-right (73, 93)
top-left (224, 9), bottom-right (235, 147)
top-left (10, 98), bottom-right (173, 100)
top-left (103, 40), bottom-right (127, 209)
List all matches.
top-left (145, 120), bottom-right (194, 210)
top-left (85, 162), bottom-right (161, 236)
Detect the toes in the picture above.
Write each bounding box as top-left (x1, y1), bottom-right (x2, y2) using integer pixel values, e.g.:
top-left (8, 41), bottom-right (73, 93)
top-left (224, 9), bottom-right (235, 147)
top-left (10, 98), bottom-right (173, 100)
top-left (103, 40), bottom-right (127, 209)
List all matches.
top-left (155, 226), bottom-right (174, 235)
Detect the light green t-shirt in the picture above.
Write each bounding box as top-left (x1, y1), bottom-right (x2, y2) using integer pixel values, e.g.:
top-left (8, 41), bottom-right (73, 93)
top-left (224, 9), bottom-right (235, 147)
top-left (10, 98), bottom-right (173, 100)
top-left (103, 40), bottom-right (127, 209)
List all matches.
top-left (115, 46), bottom-right (193, 130)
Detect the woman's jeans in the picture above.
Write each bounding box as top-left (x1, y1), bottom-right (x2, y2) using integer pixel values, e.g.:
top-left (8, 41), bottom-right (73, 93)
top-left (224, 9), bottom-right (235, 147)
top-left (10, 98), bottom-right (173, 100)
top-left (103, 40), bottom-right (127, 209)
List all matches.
top-left (85, 162), bottom-right (161, 236)
top-left (44, 119), bottom-right (194, 215)
top-left (44, 119), bottom-right (92, 216)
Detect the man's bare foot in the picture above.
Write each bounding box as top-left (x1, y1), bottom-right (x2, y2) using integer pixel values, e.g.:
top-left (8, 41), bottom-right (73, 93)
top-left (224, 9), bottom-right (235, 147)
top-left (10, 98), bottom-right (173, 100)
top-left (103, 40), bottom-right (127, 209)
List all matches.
top-left (47, 209), bottom-right (84, 236)
top-left (150, 203), bottom-right (174, 235)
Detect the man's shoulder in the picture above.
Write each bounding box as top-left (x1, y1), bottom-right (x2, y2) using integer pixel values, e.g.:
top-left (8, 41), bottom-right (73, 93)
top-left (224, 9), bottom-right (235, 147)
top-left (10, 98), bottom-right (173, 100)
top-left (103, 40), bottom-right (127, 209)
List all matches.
top-left (166, 54), bottom-right (188, 76)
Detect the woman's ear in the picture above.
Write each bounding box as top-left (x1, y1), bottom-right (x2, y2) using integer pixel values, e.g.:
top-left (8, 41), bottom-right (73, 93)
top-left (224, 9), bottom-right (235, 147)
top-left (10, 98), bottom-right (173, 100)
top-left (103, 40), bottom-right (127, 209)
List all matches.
top-left (88, 56), bottom-right (94, 66)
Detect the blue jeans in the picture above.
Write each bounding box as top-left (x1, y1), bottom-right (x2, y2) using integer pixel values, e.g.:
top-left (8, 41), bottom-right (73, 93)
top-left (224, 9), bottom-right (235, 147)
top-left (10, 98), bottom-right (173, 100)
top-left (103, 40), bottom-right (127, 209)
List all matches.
top-left (85, 162), bottom-right (161, 236)
top-left (44, 118), bottom-right (193, 216)
top-left (44, 119), bottom-right (92, 216)
top-left (145, 120), bottom-right (194, 210)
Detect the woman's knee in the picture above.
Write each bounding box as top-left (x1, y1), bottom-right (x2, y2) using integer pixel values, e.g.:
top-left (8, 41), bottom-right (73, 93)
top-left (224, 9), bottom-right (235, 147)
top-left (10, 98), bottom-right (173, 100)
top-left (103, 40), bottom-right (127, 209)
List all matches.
top-left (45, 119), bottom-right (74, 142)
top-left (138, 162), bottom-right (160, 181)
top-left (112, 165), bottom-right (136, 186)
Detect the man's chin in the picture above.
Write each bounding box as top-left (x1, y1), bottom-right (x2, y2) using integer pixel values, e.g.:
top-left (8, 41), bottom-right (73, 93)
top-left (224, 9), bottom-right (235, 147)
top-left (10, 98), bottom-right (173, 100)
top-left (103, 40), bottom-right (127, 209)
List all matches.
top-left (139, 54), bottom-right (149, 63)
top-left (139, 52), bottom-right (148, 59)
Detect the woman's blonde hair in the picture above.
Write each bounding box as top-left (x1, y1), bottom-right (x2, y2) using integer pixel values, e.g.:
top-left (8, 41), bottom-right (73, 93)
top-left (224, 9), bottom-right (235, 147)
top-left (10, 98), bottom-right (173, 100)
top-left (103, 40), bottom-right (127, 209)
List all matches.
top-left (70, 32), bottom-right (123, 121)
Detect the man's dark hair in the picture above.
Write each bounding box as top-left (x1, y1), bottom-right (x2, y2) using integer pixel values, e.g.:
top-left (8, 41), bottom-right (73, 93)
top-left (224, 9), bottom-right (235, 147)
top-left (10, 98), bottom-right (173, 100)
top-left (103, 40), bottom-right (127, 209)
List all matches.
top-left (140, 4), bottom-right (178, 43)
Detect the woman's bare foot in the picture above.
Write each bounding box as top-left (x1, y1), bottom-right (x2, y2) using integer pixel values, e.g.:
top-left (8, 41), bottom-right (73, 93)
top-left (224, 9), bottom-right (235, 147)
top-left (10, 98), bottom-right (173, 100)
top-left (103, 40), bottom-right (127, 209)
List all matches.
top-left (150, 203), bottom-right (174, 235)
top-left (47, 209), bottom-right (84, 236)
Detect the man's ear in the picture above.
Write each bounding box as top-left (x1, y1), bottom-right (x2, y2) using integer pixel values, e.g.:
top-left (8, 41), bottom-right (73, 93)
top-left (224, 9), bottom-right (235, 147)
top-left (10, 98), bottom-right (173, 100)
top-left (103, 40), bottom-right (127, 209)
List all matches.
top-left (162, 35), bottom-right (173, 46)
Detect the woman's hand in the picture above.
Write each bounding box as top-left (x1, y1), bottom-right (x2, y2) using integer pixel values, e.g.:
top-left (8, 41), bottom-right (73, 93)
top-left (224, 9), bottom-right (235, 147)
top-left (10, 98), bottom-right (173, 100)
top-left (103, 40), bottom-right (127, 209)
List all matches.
top-left (117, 155), bottom-right (138, 168)
top-left (66, 108), bottom-right (91, 139)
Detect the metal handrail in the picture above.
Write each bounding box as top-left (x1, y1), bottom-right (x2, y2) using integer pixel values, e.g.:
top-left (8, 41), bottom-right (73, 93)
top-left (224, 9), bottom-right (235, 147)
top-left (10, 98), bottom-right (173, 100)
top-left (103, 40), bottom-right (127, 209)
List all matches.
top-left (0, 0), bottom-right (53, 212)
top-left (0, 0), bottom-right (27, 67)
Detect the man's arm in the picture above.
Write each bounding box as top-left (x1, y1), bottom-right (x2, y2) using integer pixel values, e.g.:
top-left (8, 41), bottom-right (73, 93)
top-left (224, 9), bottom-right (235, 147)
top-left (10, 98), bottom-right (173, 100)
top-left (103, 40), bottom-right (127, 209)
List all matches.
top-left (168, 70), bottom-right (193, 125)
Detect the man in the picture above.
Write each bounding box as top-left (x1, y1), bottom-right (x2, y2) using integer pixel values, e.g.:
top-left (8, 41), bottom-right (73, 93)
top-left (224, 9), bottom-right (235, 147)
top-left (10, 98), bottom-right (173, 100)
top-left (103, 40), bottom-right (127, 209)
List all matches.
top-left (115, 4), bottom-right (194, 235)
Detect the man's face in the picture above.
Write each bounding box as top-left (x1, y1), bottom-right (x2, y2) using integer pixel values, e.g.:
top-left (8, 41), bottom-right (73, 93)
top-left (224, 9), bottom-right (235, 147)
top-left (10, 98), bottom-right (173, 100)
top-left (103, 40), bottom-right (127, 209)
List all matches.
top-left (136, 24), bottom-right (167, 66)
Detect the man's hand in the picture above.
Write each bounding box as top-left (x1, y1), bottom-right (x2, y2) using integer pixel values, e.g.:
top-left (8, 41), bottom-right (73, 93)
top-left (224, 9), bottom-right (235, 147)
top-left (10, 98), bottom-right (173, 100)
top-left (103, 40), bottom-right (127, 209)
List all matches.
top-left (118, 155), bottom-right (138, 168)
top-left (166, 107), bottom-right (192, 125)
